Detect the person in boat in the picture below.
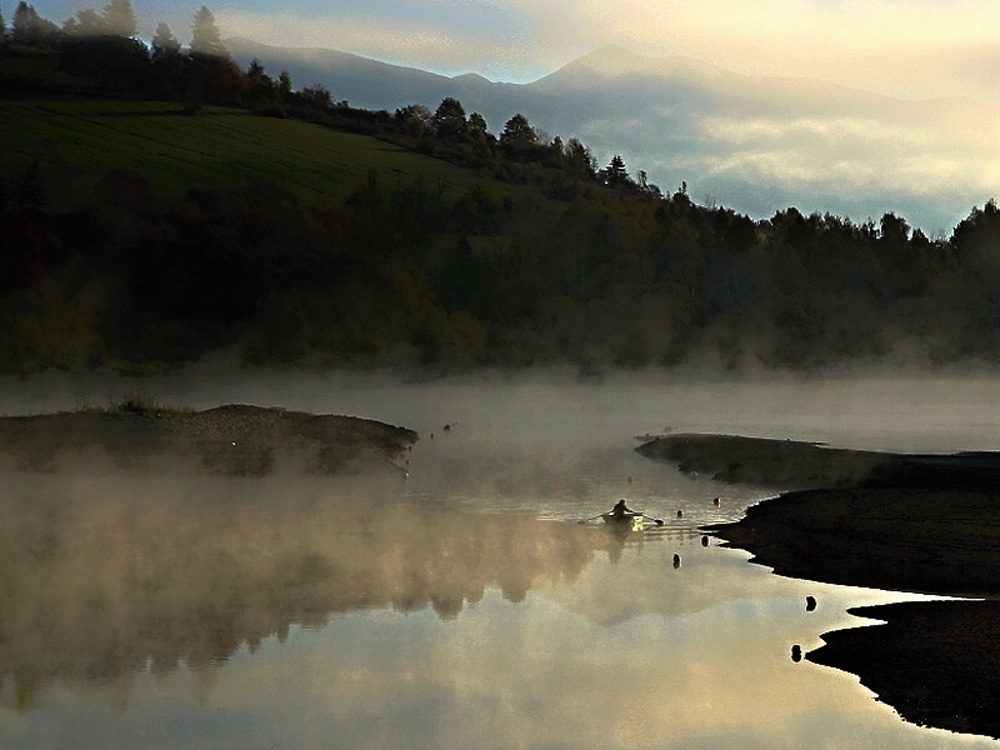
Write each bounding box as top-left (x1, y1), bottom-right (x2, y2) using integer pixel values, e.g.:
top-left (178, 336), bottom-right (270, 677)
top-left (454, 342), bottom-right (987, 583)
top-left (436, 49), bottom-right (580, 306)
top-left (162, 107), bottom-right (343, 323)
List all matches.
top-left (610, 498), bottom-right (635, 519)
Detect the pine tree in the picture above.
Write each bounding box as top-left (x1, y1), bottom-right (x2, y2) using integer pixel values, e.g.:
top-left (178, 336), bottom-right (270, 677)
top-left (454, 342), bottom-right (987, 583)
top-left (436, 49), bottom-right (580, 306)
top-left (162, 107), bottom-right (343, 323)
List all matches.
top-left (190, 6), bottom-right (225, 56)
top-left (151, 21), bottom-right (180, 60)
top-left (603, 155), bottom-right (630, 188)
top-left (102, 0), bottom-right (136, 37)
top-left (499, 113), bottom-right (538, 148)
top-left (433, 98), bottom-right (466, 140)
top-left (12, 2), bottom-right (38, 44)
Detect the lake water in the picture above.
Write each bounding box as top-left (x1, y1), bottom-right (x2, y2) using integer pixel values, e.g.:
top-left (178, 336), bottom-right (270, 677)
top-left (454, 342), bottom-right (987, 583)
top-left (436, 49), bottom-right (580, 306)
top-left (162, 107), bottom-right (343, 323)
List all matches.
top-left (2, 368), bottom-right (999, 750)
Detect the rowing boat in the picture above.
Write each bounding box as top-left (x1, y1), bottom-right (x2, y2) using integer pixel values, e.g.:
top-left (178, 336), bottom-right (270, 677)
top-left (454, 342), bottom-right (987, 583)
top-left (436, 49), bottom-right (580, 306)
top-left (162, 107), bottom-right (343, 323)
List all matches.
top-left (602, 512), bottom-right (646, 531)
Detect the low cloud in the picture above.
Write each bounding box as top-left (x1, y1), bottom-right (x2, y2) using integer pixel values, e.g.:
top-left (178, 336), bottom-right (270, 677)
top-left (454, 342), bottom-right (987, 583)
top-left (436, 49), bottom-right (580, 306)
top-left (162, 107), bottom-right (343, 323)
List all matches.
top-left (213, 0), bottom-right (1000, 229)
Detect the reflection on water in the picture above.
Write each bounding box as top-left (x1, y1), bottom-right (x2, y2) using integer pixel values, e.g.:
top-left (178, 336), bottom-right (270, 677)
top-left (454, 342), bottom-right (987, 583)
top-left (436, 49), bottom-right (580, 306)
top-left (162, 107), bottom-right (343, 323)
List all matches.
top-left (0, 473), bottom-right (617, 696)
top-left (3, 370), bottom-right (1000, 749)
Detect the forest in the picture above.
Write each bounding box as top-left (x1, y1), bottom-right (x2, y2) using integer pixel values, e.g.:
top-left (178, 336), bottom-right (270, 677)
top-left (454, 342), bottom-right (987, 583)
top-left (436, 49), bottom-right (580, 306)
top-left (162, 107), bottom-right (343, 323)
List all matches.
top-left (3, 1), bottom-right (1000, 375)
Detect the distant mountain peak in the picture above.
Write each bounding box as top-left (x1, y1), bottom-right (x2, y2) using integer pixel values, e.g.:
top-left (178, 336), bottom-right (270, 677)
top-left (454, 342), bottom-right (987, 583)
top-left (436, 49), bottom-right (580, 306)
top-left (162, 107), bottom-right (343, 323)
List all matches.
top-left (575, 44), bottom-right (647, 73)
top-left (535, 44), bottom-right (731, 90)
top-left (450, 72), bottom-right (491, 84)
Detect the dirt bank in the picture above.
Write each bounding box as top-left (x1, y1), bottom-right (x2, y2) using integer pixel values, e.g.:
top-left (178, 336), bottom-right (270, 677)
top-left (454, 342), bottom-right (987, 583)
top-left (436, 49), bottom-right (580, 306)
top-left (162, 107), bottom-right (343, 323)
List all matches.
top-left (704, 486), bottom-right (1000, 597)
top-left (809, 599), bottom-right (1000, 739)
top-left (0, 404), bottom-right (418, 475)
top-left (704, 485), bottom-right (1000, 739)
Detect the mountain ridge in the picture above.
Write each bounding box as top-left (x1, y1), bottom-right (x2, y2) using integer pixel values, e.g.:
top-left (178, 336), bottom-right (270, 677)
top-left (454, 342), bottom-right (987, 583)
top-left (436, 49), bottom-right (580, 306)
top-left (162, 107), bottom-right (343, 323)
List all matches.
top-left (223, 36), bottom-right (995, 232)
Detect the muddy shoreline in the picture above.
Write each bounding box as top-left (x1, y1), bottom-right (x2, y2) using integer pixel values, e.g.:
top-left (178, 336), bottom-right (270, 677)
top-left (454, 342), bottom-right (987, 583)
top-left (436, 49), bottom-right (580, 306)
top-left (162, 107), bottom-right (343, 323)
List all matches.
top-left (702, 485), bottom-right (1000, 736)
top-left (0, 404), bottom-right (418, 475)
top-left (640, 433), bottom-right (1000, 740)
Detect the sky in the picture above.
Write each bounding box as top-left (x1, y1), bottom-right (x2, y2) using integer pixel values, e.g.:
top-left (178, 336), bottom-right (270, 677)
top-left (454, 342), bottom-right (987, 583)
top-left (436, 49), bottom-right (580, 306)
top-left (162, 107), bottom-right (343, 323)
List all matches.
top-left (17, 0), bottom-right (1000, 232)
top-left (24, 0), bottom-right (1000, 97)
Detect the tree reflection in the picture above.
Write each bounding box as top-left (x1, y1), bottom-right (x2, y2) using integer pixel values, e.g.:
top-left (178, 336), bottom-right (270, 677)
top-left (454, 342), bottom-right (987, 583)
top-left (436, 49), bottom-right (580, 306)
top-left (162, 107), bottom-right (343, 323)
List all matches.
top-left (0, 470), bottom-right (611, 699)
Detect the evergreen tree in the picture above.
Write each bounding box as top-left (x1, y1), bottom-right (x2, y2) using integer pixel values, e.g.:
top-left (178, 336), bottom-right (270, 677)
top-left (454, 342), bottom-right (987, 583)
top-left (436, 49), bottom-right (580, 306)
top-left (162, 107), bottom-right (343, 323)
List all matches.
top-left (467, 112), bottom-right (489, 140)
top-left (102, 0), bottom-right (136, 38)
top-left (151, 21), bottom-right (180, 61)
top-left (12, 2), bottom-right (46, 45)
top-left (63, 8), bottom-right (105, 36)
top-left (499, 113), bottom-right (538, 148)
top-left (150, 20), bottom-right (183, 95)
top-left (246, 57), bottom-right (266, 82)
top-left (277, 69), bottom-right (292, 97)
top-left (1, 10), bottom-right (7, 42)
top-left (564, 138), bottom-right (596, 177)
top-left (432, 97), bottom-right (466, 140)
top-left (190, 6), bottom-right (224, 56)
top-left (602, 154), bottom-right (630, 188)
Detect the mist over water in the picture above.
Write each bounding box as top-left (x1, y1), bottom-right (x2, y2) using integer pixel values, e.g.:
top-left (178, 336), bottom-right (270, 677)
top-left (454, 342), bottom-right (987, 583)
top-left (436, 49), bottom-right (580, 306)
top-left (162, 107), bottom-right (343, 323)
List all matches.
top-left (2, 367), bottom-right (999, 749)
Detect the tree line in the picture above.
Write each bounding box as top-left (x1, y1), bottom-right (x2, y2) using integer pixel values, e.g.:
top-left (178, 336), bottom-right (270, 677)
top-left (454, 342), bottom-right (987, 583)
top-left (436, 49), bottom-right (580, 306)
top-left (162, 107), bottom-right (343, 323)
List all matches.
top-left (5, 159), bottom-right (1000, 374)
top-left (3, 2), bottom-right (1000, 374)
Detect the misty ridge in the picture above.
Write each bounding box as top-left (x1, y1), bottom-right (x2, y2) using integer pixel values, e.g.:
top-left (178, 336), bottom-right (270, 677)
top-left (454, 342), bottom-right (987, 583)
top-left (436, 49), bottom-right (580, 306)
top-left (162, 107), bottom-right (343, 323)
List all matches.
top-left (4, 2), bottom-right (1000, 376)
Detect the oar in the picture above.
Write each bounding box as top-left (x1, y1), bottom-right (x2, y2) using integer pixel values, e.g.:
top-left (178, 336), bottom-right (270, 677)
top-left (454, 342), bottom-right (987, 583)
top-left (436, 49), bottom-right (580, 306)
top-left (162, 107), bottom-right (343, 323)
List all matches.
top-left (641, 513), bottom-right (665, 526)
top-left (579, 512), bottom-right (607, 524)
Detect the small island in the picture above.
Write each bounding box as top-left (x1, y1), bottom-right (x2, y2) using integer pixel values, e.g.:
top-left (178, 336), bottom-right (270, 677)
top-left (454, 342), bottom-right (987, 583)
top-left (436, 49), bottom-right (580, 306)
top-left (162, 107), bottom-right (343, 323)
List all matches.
top-left (0, 402), bottom-right (417, 476)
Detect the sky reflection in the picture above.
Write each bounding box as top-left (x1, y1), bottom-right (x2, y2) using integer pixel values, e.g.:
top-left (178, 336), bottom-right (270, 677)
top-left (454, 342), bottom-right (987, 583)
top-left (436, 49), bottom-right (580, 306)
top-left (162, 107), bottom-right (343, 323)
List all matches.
top-left (0, 465), bottom-right (980, 750)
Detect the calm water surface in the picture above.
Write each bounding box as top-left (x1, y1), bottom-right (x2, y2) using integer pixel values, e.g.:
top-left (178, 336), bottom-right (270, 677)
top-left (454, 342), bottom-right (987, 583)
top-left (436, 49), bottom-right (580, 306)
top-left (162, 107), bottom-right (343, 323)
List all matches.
top-left (2, 369), bottom-right (999, 749)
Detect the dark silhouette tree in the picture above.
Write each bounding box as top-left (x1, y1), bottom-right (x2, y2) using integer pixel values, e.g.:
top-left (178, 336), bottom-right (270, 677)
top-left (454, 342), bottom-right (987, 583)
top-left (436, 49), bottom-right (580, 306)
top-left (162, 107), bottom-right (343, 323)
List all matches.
top-left (12, 2), bottom-right (58, 46)
top-left (433, 97), bottom-right (466, 141)
top-left (467, 112), bottom-right (489, 140)
top-left (277, 69), bottom-right (292, 98)
top-left (151, 21), bottom-right (180, 60)
top-left (602, 154), bottom-right (630, 188)
top-left (564, 138), bottom-right (596, 178)
top-left (395, 104), bottom-right (432, 137)
top-left (499, 113), bottom-right (538, 148)
top-left (245, 57), bottom-right (279, 108)
top-left (12, 2), bottom-right (36, 43)
top-left (150, 21), bottom-right (183, 95)
top-left (298, 83), bottom-right (332, 111)
top-left (183, 7), bottom-right (243, 109)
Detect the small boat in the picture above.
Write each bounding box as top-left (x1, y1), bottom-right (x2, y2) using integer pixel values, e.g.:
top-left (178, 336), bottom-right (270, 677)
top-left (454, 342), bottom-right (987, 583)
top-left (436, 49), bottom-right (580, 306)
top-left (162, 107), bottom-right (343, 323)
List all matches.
top-left (602, 511), bottom-right (646, 532)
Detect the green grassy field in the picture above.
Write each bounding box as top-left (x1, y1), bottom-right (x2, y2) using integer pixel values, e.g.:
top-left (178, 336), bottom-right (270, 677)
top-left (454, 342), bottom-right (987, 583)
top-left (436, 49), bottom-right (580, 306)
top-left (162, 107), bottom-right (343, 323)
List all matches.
top-left (1, 99), bottom-right (501, 210)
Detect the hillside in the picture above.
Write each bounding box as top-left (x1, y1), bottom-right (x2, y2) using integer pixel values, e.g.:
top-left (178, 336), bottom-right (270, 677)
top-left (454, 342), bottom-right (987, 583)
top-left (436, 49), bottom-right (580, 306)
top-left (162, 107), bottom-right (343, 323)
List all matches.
top-left (5, 38), bottom-right (1000, 378)
top-left (0, 99), bottom-right (517, 212)
top-left (221, 39), bottom-right (993, 234)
